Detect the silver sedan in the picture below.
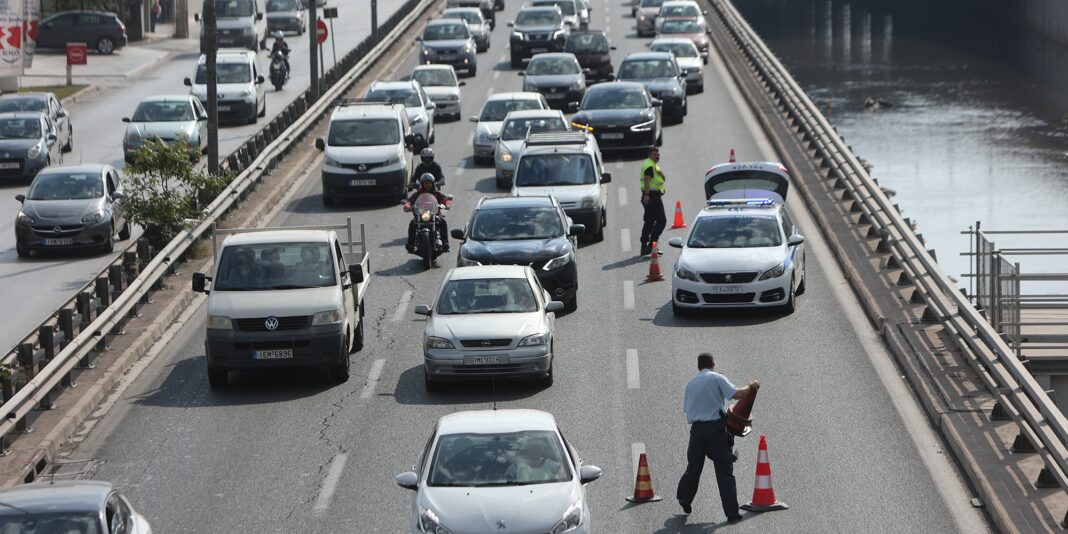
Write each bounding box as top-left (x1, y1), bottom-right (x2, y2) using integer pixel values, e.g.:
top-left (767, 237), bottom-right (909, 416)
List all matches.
top-left (0, 480), bottom-right (152, 533)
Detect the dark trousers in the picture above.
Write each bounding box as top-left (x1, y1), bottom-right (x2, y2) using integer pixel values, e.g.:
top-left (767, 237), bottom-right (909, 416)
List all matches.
top-left (677, 421), bottom-right (739, 518)
top-left (640, 191), bottom-right (667, 248)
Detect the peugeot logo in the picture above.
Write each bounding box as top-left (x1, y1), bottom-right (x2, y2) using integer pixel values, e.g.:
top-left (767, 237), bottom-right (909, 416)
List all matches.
top-left (357, 163), bottom-right (367, 172)
top-left (496, 520), bottom-right (506, 529)
top-left (724, 274), bottom-right (732, 282)
top-left (264, 316), bottom-right (279, 331)
top-left (53, 226), bottom-right (62, 234)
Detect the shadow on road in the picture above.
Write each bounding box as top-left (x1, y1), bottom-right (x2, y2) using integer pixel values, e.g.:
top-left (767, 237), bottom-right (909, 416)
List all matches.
top-left (388, 364), bottom-right (545, 405)
top-left (286, 192), bottom-right (399, 214)
top-left (133, 355), bottom-right (335, 407)
top-left (646, 302), bottom-right (783, 327)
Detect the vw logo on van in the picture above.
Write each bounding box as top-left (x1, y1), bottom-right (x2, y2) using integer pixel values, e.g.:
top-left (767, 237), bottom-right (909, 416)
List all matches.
top-left (264, 316), bottom-right (279, 331)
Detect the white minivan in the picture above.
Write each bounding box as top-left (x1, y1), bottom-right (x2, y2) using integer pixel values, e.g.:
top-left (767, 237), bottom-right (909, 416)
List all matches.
top-left (184, 49), bottom-right (267, 124)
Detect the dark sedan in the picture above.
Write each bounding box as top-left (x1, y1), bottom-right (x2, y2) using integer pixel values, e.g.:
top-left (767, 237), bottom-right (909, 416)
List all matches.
top-left (37, 10), bottom-right (127, 55)
top-left (616, 52), bottom-right (687, 123)
top-left (0, 113), bottom-right (63, 182)
top-left (508, 6), bottom-right (569, 68)
top-left (569, 82), bottom-right (662, 150)
top-left (564, 30), bottom-right (616, 83)
top-left (453, 196), bottom-right (584, 311)
top-left (520, 53), bottom-right (587, 110)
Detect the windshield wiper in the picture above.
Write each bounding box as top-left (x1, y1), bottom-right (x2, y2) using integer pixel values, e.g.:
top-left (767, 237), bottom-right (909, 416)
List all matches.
top-left (266, 284), bottom-right (317, 290)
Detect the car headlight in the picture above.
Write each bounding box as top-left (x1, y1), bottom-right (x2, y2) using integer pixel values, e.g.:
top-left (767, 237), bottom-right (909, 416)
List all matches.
top-left (384, 154), bottom-right (402, 166)
top-left (552, 30), bottom-right (565, 39)
top-left (423, 47), bottom-right (433, 56)
top-left (675, 265), bottom-right (700, 282)
top-left (570, 81), bottom-right (584, 90)
top-left (81, 210), bottom-right (105, 224)
top-left (425, 336), bottom-right (455, 350)
top-left (462, 45), bottom-right (472, 53)
top-left (312, 309), bottom-right (343, 325)
top-left (519, 333), bottom-right (549, 346)
top-left (759, 262), bottom-right (786, 281)
top-left (176, 131), bottom-right (191, 142)
top-left (27, 144), bottom-right (41, 159)
top-left (542, 252), bottom-right (571, 271)
top-left (206, 315), bottom-right (233, 329)
top-left (242, 26), bottom-right (253, 35)
top-left (579, 197), bottom-right (596, 208)
top-left (457, 254), bottom-right (482, 267)
top-left (523, 82), bottom-right (536, 92)
top-left (324, 155), bottom-right (339, 167)
top-left (639, 14), bottom-right (646, 20)
top-left (550, 500), bottom-right (583, 533)
top-left (241, 87), bottom-right (255, 98)
top-left (418, 507), bottom-right (452, 534)
top-left (16, 211), bottom-right (34, 224)
top-left (630, 119), bottom-right (655, 132)
top-left (511, 31), bottom-right (524, 41)
top-left (478, 132), bottom-right (493, 143)
top-left (498, 151), bottom-right (512, 163)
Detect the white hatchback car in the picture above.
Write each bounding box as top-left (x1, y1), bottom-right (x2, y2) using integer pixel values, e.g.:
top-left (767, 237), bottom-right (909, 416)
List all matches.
top-left (469, 92), bottom-right (549, 164)
top-left (395, 409), bottom-right (601, 534)
top-left (669, 161), bottom-right (806, 314)
top-left (649, 38), bottom-right (704, 93)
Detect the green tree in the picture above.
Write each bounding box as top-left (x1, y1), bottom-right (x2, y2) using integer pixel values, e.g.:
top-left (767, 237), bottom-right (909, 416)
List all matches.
top-left (124, 139), bottom-right (228, 249)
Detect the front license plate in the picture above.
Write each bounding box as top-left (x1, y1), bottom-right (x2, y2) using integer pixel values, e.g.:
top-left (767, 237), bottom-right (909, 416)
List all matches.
top-left (254, 349), bottom-right (293, 360)
top-left (471, 355), bottom-right (500, 365)
top-left (218, 105), bottom-right (231, 112)
top-left (349, 179), bottom-right (376, 186)
top-left (531, 47), bottom-right (548, 53)
top-left (600, 133), bottom-right (624, 139)
top-left (711, 286), bottom-right (743, 294)
top-left (0, 162), bottom-right (19, 169)
top-left (43, 238), bottom-right (73, 246)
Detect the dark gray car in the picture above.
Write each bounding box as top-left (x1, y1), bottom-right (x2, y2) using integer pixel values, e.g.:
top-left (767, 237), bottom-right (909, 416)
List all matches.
top-left (14, 164), bottom-right (129, 257)
top-left (37, 10), bottom-right (128, 54)
top-left (0, 93), bottom-right (73, 153)
top-left (0, 113), bottom-right (62, 182)
top-left (520, 53), bottom-right (587, 110)
top-left (617, 51), bottom-right (687, 123)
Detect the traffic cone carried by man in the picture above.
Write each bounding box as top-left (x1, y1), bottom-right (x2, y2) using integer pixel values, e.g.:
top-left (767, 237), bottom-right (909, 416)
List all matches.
top-left (646, 242), bottom-right (664, 282)
top-left (740, 435), bottom-right (789, 512)
top-left (626, 453), bottom-right (663, 502)
top-left (725, 386), bottom-right (756, 437)
top-left (671, 200), bottom-right (687, 229)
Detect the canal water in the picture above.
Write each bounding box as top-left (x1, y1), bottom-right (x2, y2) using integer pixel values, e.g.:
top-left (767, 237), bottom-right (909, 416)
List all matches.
top-left (735, 0), bottom-right (1068, 289)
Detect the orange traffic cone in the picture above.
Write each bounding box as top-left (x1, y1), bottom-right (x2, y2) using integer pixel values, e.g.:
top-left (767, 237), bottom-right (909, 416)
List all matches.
top-left (725, 386), bottom-right (756, 437)
top-left (626, 453), bottom-right (663, 502)
top-left (645, 242), bottom-right (664, 282)
top-left (740, 435), bottom-right (788, 512)
top-left (670, 200), bottom-right (687, 229)
top-left (729, 148), bottom-right (736, 162)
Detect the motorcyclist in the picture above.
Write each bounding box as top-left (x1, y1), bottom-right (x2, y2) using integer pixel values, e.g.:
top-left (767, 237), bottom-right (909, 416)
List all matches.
top-left (410, 147), bottom-right (445, 190)
top-left (405, 173), bottom-right (451, 254)
top-left (405, 132), bottom-right (429, 155)
top-left (270, 31), bottom-right (291, 75)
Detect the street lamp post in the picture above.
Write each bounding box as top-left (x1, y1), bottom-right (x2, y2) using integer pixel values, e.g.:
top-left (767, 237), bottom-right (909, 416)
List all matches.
top-left (307, 0), bottom-right (319, 101)
top-left (201, 0), bottom-right (219, 175)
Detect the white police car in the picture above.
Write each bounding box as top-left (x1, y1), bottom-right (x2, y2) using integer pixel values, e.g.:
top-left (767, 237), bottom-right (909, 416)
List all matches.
top-left (668, 160), bottom-right (806, 314)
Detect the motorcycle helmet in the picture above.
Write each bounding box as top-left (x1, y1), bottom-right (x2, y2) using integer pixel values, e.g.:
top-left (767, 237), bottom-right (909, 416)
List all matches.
top-left (274, 31), bottom-right (285, 40)
top-left (420, 147), bottom-right (434, 165)
top-left (419, 173), bottom-right (436, 185)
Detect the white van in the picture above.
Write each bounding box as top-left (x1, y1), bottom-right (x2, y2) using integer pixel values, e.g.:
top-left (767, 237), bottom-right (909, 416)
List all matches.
top-left (184, 49), bottom-right (267, 124)
top-left (314, 101), bottom-right (413, 205)
top-left (199, 0), bottom-right (267, 51)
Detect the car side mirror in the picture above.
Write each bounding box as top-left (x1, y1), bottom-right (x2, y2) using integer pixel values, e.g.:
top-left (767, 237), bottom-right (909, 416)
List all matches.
top-left (468, 115), bottom-right (479, 123)
top-left (256, 75), bottom-right (265, 84)
top-left (315, 138), bottom-right (325, 151)
top-left (184, 77), bottom-right (192, 87)
top-left (46, 134), bottom-right (57, 143)
top-left (609, 45), bottom-right (617, 50)
top-left (651, 98), bottom-right (663, 107)
top-left (450, 228), bottom-right (465, 240)
top-left (545, 301), bottom-right (565, 313)
top-left (56, 110), bottom-right (67, 118)
top-left (348, 265), bottom-right (364, 284)
top-left (458, 81), bottom-right (466, 86)
top-left (568, 224), bottom-right (585, 236)
top-left (788, 234), bottom-right (805, 247)
top-left (426, 102), bottom-right (436, 110)
top-left (395, 471), bottom-right (419, 490)
top-left (414, 304), bottom-right (431, 316)
top-left (192, 272), bottom-right (210, 294)
top-left (506, 20), bottom-right (514, 26)
top-left (702, 9), bottom-right (708, 14)
top-left (579, 465), bottom-right (602, 484)
top-left (415, 36), bottom-right (423, 42)
top-left (121, 117), bottom-right (131, 123)
top-left (566, 101), bottom-right (579, 112)
top-left (111, 191), bottom-right (125, 201)
top-left (15, 194), bottom-right (25, 203)
top-left (600, 172), bottom-right (611, 183)
top-left (517, 71), bottom-right (525, 76)
top-left (668, 237), bottom-right (683, 248)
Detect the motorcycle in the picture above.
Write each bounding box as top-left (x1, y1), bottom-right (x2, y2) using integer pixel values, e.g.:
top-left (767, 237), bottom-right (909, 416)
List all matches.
top-left (269, 51), bottom-right (289, 91)
top-left (404, 192), bottom-right (450, 270)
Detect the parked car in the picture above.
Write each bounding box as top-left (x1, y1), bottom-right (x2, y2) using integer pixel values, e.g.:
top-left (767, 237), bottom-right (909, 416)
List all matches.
top-left (266, 0), bottom-right (306, 35)
top-left (417, 19), bottom-right (478, 76)
top-left (564, 30), bottom-right (615, 83)
top-left (411, 64), bottom-right (465, 121)
top-left (493, 109), bottom-right (568, 187)
top-left (616, 52), bottom-right (687, 123)
top-left (14, 164), bottom-right (129, 257)
top-left (469, 92), bottom-right (549, 164)
top-left (0, 481), bottom-right (152, 533)
top-left (364, 80), bottom-right (436, 144)
top-left (414, 265), bottom-right (564, 388)
top-left (122, 95), bottom-right (208, 164)
top-left (508, 6), bottom-right (569, 68)
top-left (0, 113), bottom-right (63, 182)
top-left (519, 53), bottom-right (587, 110)
top-left (185, 50), bottom-right (267, 124)
top-left (36, 10), bottom-right (127, 55)
top-left (655, 16), bottom-right (710, 63)
top-left (650, 38), bottom-right (704, 93)
top-left (440, 7), bottom-right (491, 52)
top-left (395, 409), bottom-right (601, 533)
top-left (0, 92), bottom-right (73, 153)
top-left (569, 81), bottom-right (663, 150)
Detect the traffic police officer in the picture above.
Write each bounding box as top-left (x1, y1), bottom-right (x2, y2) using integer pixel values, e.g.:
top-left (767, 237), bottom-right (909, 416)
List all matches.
top-left (677, 352), bottom-right (760, 521)
top-left (640, 147), bottom-right (667, 256)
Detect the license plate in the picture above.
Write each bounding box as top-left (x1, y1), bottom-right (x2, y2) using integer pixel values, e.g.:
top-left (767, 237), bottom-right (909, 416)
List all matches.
top-left (531, 47), bottom-right (548, 53)
top-left (254, 349), bottom-right (293, 360)
top-left (43, 238), bottom-right (72, 246)
top-left (471, 355), bottom-right (500, 365)
top-left (600, 133), bottom-right (624, 139)
top-left (545, 92), bottom-right (565, 99)
top-left (349, 179), bottom-right (375, 186)
top-left (218, 105), bottom-right (231, 112)
top-left (0, 162), bottom-right (19, 169)
top-left (711, 286), bottom-right (743, 294)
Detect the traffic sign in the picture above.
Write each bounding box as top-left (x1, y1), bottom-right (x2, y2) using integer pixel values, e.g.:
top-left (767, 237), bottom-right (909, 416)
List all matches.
top-left (65, 43), bottom-right (87, 65)
top-left (316, 19), bottom-right (328, 45)
top-left (323, 7), bottom-right (338, 18)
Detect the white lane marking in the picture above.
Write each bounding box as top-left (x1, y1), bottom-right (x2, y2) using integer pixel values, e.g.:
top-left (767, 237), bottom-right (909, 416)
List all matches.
top-left (313, 453), bottom-right (349, 514)
top-left (605, 23), bottom-right (611, 33)
top-left (493, 70), bottom-right (500, 80)
top-left (455, 164), bottom-right (465, 176)
top-left (615, 159), bottom-right (624, 169)
top-left (486, 86), bottom-right (495, 98)
top-left (391, 290), bottom-right (413, 322)
top-left (623, 280), bottom-right (635, 310)
top-left (631, 442), bottom-right (645, 479)
top-left (618, 186), bottom-right (628, 207)
top-left (626, 349), bottom-right (640, 389)
top-left (621, 228), bottom-right (631, 253)
top-left (467, 132), bottom-right (475, 146)
top-left (360, 359), bottom-right (386, 399)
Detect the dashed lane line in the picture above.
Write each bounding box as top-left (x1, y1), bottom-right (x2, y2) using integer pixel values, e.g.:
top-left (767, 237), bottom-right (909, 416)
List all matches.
top-left (392, 290), bottom-right (413, 321)
top-left (623, 280), bottom-right (635, 310)
top-left (312, 453), bottom-right (349, 514)
top-left (621, 228), bottom-right (631, 253)
top-left (493, 70), bottom-right (500, 79)
top-left (486, 86), bottom-right (495, 98)
top-left (359, 359), bottom-right (386, 399)
top-left (618, 186), bottom-right (628, 207)
top-left (626, 349), bottom-right (640, 389)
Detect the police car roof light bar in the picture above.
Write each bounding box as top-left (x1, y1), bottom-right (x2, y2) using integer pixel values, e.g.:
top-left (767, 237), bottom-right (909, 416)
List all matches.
top-left (705, 198), bottom-right (776, 208)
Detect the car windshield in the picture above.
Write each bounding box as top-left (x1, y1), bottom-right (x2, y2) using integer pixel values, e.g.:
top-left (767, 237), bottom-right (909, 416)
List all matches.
top-left (424, 23), bottom-right (469, 41)
top-left (565, 33), bottom-right (608, 53)
top-left (0, 512), bottom-right (103, 534)
top-left (687, 215), bottom-right (783, 248)
top-left (266, 0), bottom-right (298, 10)
top-left (651, 42), bottom-right (697, 57)
top-left (0, 118), bottom-right (41, 139)
top-left (660, 4), bottom-right (698, 16)
top-left (131, 101), bottom-right (194, 122)
top-left (442, 10), bottom-right (482, 25)
top-left (480, 99), bottom-right (543, 121)
top-left (516, 10), bottom-right (561, 25)
top-left (581, 87), bottom-right (647, 109)
top-left (428, 430), bottom-right (572, 487)
top-left (534, 0), bottom-right (574, 15)
top-left (0, 98), bottom-right (46, 113)
top-left (215, 0), bottom-right (254, 17)
top-left (328, 118), bottom-right (400, 147)
top-left (515, 154), bottom-right (596, 187)
top-left (27, 172), bottom-right (103, 200)
top-left (640, 0), bottom-right (664, 7)
top-left (619, 59), bottom-right (676, 79)
top-left (500, 116), bottom-right (566, 140)
top-left (196, 63), bottom-right (251, 84)
top-left (436, 278), bottom-right (538, 314)
top-left (213, 242), bottom-right (337, 291)
top-left (365, 88), bottom-right (422, 108)
top-left (527, 57), bottom-right (580, 75)
top-left (660, 19), bottom-right (702, 33)
top-left (412, 68), bottom-right (457, 87)
top-left (470, 206), bottom-right (565, 240)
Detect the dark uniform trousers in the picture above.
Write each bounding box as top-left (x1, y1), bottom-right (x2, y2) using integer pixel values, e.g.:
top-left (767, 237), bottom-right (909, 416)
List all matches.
top-left (676, 420), bottom-right (739, 517)
top-left (640, 191), bottom-right (667, 248)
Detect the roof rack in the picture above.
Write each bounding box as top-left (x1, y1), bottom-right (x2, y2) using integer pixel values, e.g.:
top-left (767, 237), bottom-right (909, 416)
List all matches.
top-left (704, 198), bottom-right (777, 208)
top-left (332, 98), bottom-right (404, 108)
top-left (524, 130), bottom-right (591, 146)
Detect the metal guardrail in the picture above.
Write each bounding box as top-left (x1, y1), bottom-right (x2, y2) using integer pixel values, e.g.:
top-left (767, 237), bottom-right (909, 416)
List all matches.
top-left (0, 0), bottom-right (435, 460)
top-left (707, 0), bottom-right (1068, 516)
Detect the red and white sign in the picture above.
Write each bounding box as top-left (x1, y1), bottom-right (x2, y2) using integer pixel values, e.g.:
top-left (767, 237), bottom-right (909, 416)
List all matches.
top-left (65, 42), bottom-right (86, 65)
top-left (316, 18), bottom-right (327, 45)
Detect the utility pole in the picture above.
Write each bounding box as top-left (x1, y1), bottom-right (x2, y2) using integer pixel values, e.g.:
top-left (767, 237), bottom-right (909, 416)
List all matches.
top-left (202, 0), bottom-right (219, 175)
top-left (371, 0), bottom-right (378, 42)
top-left (307, 0), bottom-right (319, 101)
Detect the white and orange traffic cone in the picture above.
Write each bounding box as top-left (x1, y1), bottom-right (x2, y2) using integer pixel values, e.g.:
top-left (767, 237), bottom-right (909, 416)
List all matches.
top-left (670, 200), bottom-right (687, 229)
top-left (646, 242), bottom-right (664, 282)
top-left (740, 434), bottom-right (788, 512)
top-left (626, 453), bottom-right (663, 502)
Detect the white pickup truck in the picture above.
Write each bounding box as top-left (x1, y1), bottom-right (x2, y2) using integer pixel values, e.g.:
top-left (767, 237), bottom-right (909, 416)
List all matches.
top-left (191, 219), bottom-right (370, 388)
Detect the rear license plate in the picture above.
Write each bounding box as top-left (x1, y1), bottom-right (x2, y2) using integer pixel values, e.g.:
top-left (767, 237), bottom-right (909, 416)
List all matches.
top-left (546, 93), bottom-right (564, 99)
top-left (600, 133), bottom-right (624, 139)
top-left (711, 286), bottom-right (743, 294)
top-left (254, 349), bottom-right (293, 360)
top-left (218, 105), bottom-right (231, 112)
top-left (349, 179), bottom-right (375, 186)
top-left (0, 162), bottom-right (19, 169)
top-left (531, 47), bottom-right (548, 54)
top-left (43, 238), bottom-right (73, 246)
top-left (471, 355), bottom-right (500, 365)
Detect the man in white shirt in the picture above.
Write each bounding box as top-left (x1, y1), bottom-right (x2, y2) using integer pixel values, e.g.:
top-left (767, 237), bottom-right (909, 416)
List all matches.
top-left (676, 353), bottom-right (759, 522)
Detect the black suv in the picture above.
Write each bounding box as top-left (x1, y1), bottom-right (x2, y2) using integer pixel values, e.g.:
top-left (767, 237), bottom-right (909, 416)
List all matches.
top-left (452, 196), bottom-right (584, 311)
top-left (564, 30), bottom-right (615, 83)
top-left (508, 6), bottom-right (570, 68)
top-left (617, 52), bottom-right (687, 124)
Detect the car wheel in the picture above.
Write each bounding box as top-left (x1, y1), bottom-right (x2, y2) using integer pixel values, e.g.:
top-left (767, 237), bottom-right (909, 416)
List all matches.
top-left (496, 175), bottom-right (508, 189)
top-left (15, 244), bottom-right (29, 258)
top-left (780, 277), bottom-right (796, 315)
top-left (539, 350), bottom-right (554, 387)
top-left (207, 366), bottom-right (228, 388)
top-left (63, 126), bottom-right (73, 153)
top-left (682, 98), bottom-right (688, 116)
top-left (330, 339), bottom-right (351, 383)
top-left (655, 130), bottom-right (663, 147)
top-left (97, 36), bottom-right (115, 55)
top-left (323, 194), bottom-right (334, 207)
top-left (695, 83), bottom-right (704, 94)
top-left (591, 215), bottom-right (605, 242)
top-left (351, 319), bottom-right (364, 353)
top-left (429, 126), bottom-right (435, 144)
top-left (102, 224), bottom-right (114, 254)
top-left (118, 221), bottom-right (131, 240)
top-left (258, 99), bottom-right (267, 117)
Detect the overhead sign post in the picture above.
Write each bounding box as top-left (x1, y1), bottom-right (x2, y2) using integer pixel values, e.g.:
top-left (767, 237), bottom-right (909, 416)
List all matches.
top-left (323, 7), bottom-right (337, 69)
top-left (64, 43), bottom-right (86, 86)
top-left (316, 18), bottom-right (327, 78)
top-left (306, 0), bottom-right (318, 101)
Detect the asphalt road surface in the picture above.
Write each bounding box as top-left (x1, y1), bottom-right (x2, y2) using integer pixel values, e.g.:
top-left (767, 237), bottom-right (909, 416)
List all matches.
top-left (0, 0), bottom-right (407, 353)
top-left (62, 0), bottom-right (992, 532)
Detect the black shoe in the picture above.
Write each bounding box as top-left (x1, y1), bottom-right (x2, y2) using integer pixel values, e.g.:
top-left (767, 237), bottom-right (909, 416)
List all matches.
top-left (442, 245), bottom-right (450, 252)
top-left (726, 515), bottom-right (743, 523)
top-left (640, 243), bottom-right (651, 256)
top-left (405, 244), bottom-right (414, 253)
top-left (679, 501), bottom-right (692, 515)
top-left (732, 448), bottom-right (739, 462)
